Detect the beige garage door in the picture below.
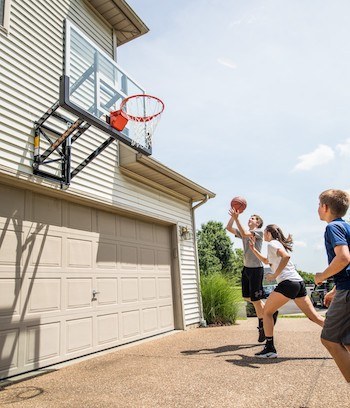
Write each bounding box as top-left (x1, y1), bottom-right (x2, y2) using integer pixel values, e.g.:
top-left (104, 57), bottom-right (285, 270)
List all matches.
top-left (0, 183), bottom-right (174, 379)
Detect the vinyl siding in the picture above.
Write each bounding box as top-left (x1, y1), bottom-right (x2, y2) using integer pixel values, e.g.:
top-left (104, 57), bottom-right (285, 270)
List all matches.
top-left (0, 0), bottom-right (202, 325)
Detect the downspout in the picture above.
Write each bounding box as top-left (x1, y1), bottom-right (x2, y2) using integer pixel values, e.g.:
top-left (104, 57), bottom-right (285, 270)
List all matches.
top-left (191, 194), bottom-right (209, 327)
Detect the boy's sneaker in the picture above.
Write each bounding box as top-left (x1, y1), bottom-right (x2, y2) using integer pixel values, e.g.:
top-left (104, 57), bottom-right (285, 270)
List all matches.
top-left (255, 346), bottom-right (278, 359)
top-left (257, 327), bottom-right (266, 343)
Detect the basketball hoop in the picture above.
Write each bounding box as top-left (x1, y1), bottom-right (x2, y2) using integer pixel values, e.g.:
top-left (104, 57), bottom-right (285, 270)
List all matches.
top-left (109, 94), bottom-right (165, 149)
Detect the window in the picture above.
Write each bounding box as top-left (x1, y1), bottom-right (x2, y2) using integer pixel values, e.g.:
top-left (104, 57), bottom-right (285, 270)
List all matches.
top-left (0, 0), bottom-right (10, 31)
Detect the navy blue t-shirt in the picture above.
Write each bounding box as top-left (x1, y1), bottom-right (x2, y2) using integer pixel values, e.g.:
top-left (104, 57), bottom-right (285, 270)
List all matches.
top-left (324, 218), bottom-right (350, 290)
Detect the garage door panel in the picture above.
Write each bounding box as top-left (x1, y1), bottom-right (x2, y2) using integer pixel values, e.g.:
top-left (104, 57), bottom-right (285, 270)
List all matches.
top-left (121, 278), bottom-right (139, 303)
top-left (32, 194), bottom-right (62, 227)
top-left (159, 305), bottom-right (174, 329)
top-left (28, 278), bottom-right (61, 313)
top-left (26, 322), bottom-right (61, 364)
top-left (120, 244), bottom-right (138, 269)
top-left (142, 307), bottom-right (158, 333)
top-left (137, 221), bottom-right (154, 243)
top-left (67, 238), bottom-right (93, 267)
top-left (157, 250), bottom-right (171, 273)
top-left (140, 277), bottom-right (157, 301)
top-left (140, 247), bottom-right (155, 270)
top-left (0, 279), bottom-right (21, 317)
top-left (96, 278), bottom-right (118, 306)
top-left (121, 309), bottom-right (140, 339)
top-left (30, 234), bottom-right (62, 268)
top-left (66, 317), bottom-right (93, 354)
top-left (158, 277), bottom-right (172, 299)
top-left (0, 184), bottom-right (25, 220)
top-left (0, 328), bottom-right (19, 373)
top-left (0, 229), bottom-right (23, 266)
top-left (96, 241), bottom-right (117, 267)
top-left (97, 313), bottom-right (119, 345)
top-left (119, 217), bottom-right (137, 240)
top-left (96, 211), bottom-right (116, 236)
top-left (67, 204), bottom-right (92, 232)
top-left (67, 279), bottom-right (93, 309)
top-left (155, 225), bottom-right (171, 247)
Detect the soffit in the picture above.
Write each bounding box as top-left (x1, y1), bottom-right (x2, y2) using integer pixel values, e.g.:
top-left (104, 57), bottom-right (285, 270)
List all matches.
top-left (119, 145), bottom-right (216, 202)
top-left (87, 0), bottom-right (149, 45)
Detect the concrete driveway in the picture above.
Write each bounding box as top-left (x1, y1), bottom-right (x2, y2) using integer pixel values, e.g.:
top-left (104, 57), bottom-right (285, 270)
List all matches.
top-left (0, 318), bottom-right (349, 408)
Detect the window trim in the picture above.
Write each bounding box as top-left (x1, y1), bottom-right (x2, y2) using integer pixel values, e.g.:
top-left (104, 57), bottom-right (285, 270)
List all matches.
top-left (0, 0), bottom-right (11, 33)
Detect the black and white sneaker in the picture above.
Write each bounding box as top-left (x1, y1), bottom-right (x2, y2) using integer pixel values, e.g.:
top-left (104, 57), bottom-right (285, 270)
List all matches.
top-left (257, 327), bottom-right (266, 343)
top-left (255, 346), bottom-right (278, 358)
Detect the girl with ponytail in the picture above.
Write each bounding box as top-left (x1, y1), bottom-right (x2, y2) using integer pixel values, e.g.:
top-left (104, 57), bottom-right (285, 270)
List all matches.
top-left (249, 224), bottom-right (324, 358)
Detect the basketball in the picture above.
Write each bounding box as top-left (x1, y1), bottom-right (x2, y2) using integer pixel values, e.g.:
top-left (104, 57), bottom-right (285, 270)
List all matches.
top-left (230, 196), bottom-right (247, 213)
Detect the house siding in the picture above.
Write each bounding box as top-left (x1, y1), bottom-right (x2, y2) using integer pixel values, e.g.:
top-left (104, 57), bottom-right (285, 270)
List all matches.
top-left (0, 0), bottom-right (201, 327)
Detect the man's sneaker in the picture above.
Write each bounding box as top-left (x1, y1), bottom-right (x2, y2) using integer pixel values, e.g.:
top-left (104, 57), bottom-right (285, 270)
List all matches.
top-left (255, 346), bottom-right (278, 359)
top-left (273, 310), bottom-right (279, 325)
top-left (257, 327), bottom-right (266, 343)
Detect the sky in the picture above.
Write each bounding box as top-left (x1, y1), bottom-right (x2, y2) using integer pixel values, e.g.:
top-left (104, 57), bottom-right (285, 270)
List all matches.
top-left (118, 0), bottom-right (350, 273)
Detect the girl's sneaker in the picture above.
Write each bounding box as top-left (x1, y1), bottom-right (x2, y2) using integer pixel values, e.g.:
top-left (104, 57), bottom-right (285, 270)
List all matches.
top-left (255, 346), bottom-right (278, 358)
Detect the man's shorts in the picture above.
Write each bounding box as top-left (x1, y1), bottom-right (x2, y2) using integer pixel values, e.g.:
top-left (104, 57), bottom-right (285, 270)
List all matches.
top-left (241, 266), bottom-right (264, 301)
top-left (274, 280), bottom-right (307, 299)
top-left (321, 289), bottom-right (350, 345)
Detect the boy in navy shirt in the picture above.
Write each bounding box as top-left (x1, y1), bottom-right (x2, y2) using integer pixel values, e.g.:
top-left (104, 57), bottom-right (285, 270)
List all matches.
top-left (316, 189), bottom-right (350, 382)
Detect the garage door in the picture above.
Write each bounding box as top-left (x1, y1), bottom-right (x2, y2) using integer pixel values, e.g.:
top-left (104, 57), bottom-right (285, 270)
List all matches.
top-left (0, 183), bottom-right (174, 379)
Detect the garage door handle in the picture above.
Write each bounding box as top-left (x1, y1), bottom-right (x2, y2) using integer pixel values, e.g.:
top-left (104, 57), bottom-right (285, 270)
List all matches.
top-left (92, 290), bottom-right (100, 298)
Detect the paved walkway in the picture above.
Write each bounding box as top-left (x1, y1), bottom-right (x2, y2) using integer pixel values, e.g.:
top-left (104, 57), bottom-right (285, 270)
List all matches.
top-left (0, 318), bottom-right (349, 408)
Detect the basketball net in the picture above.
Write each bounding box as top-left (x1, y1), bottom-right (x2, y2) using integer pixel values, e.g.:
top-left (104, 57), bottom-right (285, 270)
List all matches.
top-left (121, 95), bottom-right (164, 149)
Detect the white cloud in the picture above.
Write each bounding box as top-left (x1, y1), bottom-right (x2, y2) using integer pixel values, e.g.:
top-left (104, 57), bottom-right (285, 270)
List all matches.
top-left (294, 240), bottom-right (307, 248)
top-left (292, 144), bottom-right (335, 172)
top-left (336, 138), bottom-right (350, 157)
top-left (217, 58), bottom-right (237, 69)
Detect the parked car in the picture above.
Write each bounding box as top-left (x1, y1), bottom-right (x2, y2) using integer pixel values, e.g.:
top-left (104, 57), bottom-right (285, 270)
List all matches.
top-left (310, 279), bottom-right (334, 308)
top-left (246, 284), bottom-right (277, 317)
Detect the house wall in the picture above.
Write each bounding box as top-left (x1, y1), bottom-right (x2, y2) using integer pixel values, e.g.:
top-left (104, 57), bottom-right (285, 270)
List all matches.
top-left (0, 0), bottom-right (201, 326)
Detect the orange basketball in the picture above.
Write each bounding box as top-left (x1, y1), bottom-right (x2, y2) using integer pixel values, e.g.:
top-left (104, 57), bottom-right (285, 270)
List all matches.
top-left (230, 196), bottom-right (247, 213)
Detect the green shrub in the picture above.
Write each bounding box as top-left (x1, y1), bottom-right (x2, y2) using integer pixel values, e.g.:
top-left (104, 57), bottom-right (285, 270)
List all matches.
top-left (201, 272), bottom-right (240, 325)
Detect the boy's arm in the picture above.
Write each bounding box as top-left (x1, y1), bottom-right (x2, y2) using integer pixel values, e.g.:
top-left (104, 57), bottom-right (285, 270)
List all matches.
top-left (228, 208), bottom-right (252, 238)
top-left (315, 245), bottom-right (350, 285)
top-left (324, 286), bottom-right (336, 307)
top-left (225, 214), bottom-right (239, 235)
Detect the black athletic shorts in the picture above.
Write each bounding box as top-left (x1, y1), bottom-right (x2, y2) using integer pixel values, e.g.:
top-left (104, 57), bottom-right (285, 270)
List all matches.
top-left (274, 280), bottom-right (307, 299)
top-left (241, 266), bottom-right (265, 301)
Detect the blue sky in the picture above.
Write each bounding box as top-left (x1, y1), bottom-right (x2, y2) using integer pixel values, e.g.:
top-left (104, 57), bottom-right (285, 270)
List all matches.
top-left (119, 0), bottom-right (350, 273)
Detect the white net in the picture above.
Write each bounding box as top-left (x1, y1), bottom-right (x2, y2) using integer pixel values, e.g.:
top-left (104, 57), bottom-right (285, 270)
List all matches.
top-left (121, 95), bottom-right (164, 149)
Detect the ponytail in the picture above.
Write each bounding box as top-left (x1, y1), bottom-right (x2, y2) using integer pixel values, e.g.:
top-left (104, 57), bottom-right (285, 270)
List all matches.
top-left (265, 224), bottom-right (293, 252)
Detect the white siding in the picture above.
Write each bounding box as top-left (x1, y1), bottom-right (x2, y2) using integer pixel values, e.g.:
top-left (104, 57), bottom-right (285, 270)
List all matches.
top-left (0, 0), bottom-right (201, 326)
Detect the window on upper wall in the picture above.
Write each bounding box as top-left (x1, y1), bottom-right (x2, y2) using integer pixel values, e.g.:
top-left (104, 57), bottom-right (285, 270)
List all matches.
top-left (0, 0), bottom-right (10, 31)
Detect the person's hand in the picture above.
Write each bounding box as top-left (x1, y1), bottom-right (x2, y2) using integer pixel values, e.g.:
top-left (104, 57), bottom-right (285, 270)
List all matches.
top-left (266, 274), bottom-right (275, 282)
top-left (228, 208), bottom-right (239, 220)
top-left (314, 273), bottom-right (324, 285)
top-left (324, 291), bottom-right (335, 307)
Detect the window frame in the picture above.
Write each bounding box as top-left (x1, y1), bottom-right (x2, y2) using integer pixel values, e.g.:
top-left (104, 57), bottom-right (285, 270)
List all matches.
top-left (0, 0), bottom-right (11, 32)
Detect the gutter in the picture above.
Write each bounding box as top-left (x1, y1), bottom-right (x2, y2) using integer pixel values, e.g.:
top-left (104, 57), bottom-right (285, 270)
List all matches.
top-left (191, 194), bottom-right (210, 327)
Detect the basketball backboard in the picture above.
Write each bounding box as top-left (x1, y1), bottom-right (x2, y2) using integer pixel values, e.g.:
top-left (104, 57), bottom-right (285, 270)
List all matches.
top-left (60, 20), bottom-right (152, 155)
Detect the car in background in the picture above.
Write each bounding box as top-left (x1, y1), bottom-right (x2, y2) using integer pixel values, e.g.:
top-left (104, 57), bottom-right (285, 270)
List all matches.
top-left (310, 279), bottom-right (334, 308)
top-left (246, 284), bottom-right (277, 317)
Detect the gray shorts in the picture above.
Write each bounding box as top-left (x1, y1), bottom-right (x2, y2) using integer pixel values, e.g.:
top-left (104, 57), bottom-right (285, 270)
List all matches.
top-left (321, 289), bottom-right (350, 345)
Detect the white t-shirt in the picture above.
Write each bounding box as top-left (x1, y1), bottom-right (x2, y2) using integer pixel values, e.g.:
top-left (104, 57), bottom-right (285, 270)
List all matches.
top-left (267, 240), bottom-right (302, 284)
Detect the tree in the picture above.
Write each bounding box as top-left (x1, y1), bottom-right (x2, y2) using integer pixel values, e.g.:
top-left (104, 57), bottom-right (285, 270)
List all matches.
top-left (297, 270), bottom-right (315, 284)
top-left (197, 221), bottom-right (243, 283)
